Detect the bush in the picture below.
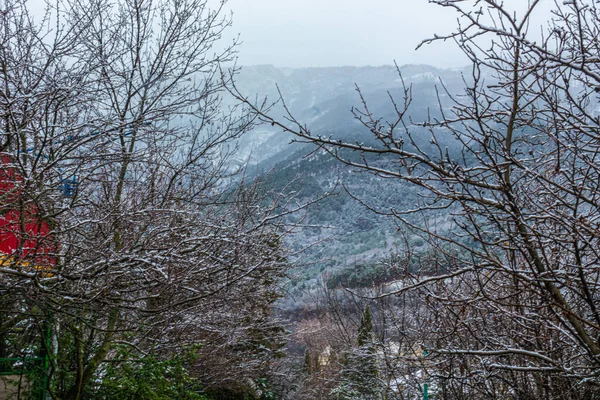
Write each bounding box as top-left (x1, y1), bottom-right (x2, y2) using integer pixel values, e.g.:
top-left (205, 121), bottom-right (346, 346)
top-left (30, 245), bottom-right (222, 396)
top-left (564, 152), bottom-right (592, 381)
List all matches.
top-left (94, 349), bottom-right (207, 400)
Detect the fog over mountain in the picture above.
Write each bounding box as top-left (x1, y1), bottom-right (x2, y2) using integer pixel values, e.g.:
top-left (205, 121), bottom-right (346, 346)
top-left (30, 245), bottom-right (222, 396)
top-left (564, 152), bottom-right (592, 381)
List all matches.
top-left (230, 64), bottom-right (469, 285)
top-left (233, 64), bottom-right (468, 168)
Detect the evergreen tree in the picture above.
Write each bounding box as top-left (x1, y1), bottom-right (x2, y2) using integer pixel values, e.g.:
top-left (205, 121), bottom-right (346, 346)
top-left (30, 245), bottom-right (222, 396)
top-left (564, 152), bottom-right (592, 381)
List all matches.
top-left (331, 304), bottom-right (386, 400)
top-left (358, 304), bottom-right (374, 347)
top-left (303, 349), bottom-right (313, 375)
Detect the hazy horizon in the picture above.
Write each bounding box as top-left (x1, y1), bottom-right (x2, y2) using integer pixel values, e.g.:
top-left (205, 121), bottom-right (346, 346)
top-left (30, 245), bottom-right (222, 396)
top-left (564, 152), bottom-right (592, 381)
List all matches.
top-left (225, 0), bottom-right (555, 69)
top-left (235, 62), bottom-right (470, 70)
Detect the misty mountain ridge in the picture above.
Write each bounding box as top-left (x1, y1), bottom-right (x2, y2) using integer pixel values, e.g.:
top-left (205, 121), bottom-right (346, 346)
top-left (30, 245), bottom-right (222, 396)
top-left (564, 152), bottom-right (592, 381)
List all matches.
top-left (231, 64), bottom-right (470, 286)
top-left (231, 63), bottom-right (469, 169)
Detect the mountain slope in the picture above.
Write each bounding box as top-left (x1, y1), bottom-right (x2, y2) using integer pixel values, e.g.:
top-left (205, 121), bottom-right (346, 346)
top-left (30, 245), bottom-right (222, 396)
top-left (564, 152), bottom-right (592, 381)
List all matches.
top-left (234, 64), bottom-right (469, 284)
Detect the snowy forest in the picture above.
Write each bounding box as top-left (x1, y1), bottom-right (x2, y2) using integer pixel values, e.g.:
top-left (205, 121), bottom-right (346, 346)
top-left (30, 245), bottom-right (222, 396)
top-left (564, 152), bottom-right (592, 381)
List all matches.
top-left (1, 0), bottom-right (600, 399)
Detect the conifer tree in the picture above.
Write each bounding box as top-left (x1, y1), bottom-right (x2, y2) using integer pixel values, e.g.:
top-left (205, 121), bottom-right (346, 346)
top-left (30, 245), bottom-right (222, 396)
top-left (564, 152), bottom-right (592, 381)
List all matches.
top-left (358, 304), bottom-right (374, 347)
top-left (331, 304), bottom-right (384, 400)
top-left (303, 349), bottom-right (313, 375)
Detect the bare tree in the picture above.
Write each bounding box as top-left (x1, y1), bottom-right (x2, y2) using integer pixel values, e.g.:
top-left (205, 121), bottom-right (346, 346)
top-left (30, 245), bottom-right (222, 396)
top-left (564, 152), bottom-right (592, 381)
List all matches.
top-left (234, 0), bottom-right (600, 397)
top-left (0, 0), bottom-right (293, 398)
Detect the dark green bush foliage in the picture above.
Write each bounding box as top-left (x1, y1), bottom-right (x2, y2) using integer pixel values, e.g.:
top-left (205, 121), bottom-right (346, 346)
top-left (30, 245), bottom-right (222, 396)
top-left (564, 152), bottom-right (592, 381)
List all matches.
top-left (326, 262), bottom-right (405, 289)
top-left (94, 348), bottom-right (207, 400)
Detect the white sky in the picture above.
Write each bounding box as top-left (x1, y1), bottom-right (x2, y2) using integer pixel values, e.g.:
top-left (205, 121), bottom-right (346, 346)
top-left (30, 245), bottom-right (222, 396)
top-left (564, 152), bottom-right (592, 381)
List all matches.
top-left (24, 0), bottom-right (556, 69)
top-left (224, 0), bottom-right (556, 68)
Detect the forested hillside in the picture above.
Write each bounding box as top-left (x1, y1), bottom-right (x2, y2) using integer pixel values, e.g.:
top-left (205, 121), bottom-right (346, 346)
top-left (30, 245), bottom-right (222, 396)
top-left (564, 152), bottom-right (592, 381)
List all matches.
top-left (233, 65), bottom-right (469, 286)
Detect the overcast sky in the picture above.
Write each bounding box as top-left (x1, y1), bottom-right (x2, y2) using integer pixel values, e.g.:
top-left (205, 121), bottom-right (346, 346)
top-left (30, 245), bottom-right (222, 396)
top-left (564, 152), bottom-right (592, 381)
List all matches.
top-left (224, 0), bottom-right (555, 69)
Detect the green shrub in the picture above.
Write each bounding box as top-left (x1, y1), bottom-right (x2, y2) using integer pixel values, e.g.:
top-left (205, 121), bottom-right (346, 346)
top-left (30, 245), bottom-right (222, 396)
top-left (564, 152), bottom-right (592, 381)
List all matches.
top-left (94, 349), bottom-right (207, 400)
